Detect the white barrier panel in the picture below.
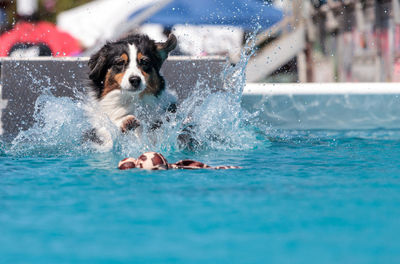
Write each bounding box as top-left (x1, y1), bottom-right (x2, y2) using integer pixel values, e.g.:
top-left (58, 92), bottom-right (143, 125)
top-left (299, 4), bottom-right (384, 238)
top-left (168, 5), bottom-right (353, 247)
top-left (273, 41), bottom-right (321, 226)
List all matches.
top-left (242, 83), bottom-right (400, 130)
top-left (244, 83), bottom-right (400, 95)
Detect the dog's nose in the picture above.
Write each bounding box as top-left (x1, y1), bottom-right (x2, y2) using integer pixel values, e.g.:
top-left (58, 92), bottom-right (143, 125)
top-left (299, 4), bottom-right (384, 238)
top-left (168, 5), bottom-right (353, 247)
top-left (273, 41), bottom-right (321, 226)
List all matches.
top-left (129, 76), bottom-right (141, 87)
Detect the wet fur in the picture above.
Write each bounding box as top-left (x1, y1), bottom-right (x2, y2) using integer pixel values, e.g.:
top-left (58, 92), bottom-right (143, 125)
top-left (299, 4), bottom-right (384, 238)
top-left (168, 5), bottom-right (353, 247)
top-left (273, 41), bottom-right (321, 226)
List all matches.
top-left (87, 34), bottom-right (177, 134)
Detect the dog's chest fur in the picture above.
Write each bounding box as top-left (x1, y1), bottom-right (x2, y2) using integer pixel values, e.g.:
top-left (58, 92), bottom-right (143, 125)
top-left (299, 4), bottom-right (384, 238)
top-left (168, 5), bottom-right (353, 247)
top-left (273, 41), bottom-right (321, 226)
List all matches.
top-left (96, 88), bottom-right (176, 127)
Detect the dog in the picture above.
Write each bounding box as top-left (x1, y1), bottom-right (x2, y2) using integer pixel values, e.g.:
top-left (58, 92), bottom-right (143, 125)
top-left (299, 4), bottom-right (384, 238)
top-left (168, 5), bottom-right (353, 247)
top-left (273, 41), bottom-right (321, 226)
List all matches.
top-left (86, 33), bottom-right (178, 140)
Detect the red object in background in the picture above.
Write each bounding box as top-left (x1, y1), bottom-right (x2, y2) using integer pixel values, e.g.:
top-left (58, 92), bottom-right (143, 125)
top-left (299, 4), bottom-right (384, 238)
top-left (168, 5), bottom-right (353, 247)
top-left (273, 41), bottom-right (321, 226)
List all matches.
top-left (0, 21), bottom-right (82, 57)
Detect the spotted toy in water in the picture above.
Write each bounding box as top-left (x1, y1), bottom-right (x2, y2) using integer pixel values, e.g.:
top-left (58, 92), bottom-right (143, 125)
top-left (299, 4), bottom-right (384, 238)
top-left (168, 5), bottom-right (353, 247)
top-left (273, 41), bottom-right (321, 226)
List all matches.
top-left (118, 152), bottom-right (241, 170)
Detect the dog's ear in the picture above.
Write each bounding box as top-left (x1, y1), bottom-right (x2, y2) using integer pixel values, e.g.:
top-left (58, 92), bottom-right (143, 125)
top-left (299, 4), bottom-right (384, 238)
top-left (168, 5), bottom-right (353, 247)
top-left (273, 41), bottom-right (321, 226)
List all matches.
top-left (156, 34), bottom-right (177, 62)
top-left (88, 45), bottom-right (109, 84)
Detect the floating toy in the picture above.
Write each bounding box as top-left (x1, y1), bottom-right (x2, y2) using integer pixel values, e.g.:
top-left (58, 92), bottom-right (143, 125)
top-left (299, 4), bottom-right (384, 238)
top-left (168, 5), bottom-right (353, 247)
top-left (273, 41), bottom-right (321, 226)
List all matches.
top-left (118, 152), bottom-right (241, 170)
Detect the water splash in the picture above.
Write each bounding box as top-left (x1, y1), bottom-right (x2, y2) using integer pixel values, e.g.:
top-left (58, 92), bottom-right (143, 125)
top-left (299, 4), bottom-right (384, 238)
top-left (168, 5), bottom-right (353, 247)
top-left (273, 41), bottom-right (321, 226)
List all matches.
top-left (113, 33), bottom-right (264, 157)
top-left (5, 33), bottom-right (266, 158)
top-left (8, 93), bottom-right (93, 157)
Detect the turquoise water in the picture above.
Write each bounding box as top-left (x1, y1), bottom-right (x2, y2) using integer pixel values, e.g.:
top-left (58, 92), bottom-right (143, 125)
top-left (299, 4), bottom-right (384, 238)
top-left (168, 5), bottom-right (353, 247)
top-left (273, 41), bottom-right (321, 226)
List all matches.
top-left (1, 130), bottom-right (400, 263)
top-left (1, 38), bottom-right (400, 263)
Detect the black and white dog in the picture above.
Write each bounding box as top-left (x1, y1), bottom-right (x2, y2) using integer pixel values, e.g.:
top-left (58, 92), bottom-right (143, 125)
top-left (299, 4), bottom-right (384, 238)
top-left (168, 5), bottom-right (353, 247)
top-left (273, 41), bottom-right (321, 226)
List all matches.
top-left (86, 34), bottom-right (178, 144)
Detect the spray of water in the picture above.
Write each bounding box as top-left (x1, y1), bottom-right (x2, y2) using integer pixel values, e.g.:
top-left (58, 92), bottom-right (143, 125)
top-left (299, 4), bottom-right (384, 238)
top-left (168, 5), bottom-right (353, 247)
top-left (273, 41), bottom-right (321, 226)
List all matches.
top-left (4, 33), bottom-right (267, 158)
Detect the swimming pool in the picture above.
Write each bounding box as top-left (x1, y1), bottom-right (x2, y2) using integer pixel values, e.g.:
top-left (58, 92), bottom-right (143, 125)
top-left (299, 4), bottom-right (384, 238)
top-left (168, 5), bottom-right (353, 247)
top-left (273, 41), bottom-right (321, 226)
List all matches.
top-left (1, 129), bottom-right (400, 263)
top-left (1, 45), bottom-right (399, 263)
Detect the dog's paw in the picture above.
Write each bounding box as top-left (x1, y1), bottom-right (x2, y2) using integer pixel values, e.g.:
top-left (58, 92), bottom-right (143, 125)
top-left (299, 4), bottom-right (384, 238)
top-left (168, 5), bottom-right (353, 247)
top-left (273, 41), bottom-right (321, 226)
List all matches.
top-left (121, 115), bottom-right (140, 133)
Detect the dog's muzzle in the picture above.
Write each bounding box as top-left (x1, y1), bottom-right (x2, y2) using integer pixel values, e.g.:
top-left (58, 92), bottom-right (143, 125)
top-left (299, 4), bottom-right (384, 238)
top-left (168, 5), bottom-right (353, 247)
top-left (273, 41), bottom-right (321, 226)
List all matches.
top-left (128, 76), bottom-right (142, 91)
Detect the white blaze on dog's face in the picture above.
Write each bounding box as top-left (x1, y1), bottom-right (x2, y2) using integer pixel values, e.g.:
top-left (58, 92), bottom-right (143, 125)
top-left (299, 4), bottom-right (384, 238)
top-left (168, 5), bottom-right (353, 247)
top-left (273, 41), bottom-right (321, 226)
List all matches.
top-left (119, 44), bottom-right (146, 93)
top-left (88, 34), bottom-right (178, 100)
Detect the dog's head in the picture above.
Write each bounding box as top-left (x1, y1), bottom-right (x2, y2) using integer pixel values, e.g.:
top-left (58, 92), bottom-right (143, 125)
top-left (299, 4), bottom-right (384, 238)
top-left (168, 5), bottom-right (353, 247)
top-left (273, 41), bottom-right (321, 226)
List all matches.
top-left (88, 34), bottom-right (177, 99)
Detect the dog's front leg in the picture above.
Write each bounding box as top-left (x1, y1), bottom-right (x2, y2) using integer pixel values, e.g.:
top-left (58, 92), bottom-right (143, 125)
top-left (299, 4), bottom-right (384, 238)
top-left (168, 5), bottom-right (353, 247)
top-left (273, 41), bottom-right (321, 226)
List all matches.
top-left (120, 115), bottom-right (140, 133)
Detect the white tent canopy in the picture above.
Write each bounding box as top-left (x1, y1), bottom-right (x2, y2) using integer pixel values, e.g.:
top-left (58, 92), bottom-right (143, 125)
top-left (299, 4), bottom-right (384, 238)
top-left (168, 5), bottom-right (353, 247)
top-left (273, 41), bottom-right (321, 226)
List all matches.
top-left (57, 0), bottom-right (158, 48)
top-left (57, 0), bottom-right (243, 60)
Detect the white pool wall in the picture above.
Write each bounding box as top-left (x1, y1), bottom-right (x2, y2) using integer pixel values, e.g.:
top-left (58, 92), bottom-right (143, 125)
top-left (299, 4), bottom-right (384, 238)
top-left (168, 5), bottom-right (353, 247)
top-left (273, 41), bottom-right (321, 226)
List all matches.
top-left (244, 83), bottom-right (400, 95)
top-left (242, 83), bottom-right (400, 130)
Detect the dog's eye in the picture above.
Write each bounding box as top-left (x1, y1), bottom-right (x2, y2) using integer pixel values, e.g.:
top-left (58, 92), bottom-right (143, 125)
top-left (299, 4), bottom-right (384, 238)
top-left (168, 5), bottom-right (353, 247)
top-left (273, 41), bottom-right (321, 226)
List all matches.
top-left (114, 59), bottom-right (125, 66)
top-left (140, 59), bottom-right (151, 71)
top-left (140, 59), bottom-right (150, 66)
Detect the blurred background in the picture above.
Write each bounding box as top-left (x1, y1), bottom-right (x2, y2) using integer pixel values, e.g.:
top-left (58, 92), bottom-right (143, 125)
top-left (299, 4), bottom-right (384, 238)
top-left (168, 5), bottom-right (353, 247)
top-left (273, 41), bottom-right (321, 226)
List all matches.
top-left (0, 0), bottom-right (398, 83)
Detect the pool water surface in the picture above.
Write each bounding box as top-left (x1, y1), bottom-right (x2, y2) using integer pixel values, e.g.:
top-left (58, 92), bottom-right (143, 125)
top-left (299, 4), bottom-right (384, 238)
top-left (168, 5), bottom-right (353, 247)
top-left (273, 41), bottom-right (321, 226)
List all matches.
top-left (1, 130), bottom-right (400, 263)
